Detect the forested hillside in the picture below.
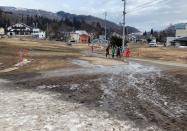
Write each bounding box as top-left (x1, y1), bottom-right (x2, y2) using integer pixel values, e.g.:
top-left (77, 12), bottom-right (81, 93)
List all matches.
top-left (0, 6), bottom-right (140, 37)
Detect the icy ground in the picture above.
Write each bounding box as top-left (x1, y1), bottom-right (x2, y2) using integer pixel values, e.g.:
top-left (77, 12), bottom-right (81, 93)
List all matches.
top-left (0, 83), bottom-right (162, 131)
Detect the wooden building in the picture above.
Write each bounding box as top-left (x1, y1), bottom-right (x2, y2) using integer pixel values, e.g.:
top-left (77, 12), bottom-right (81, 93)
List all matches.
top-left (75, 30), bottom-right (90, 44)
top-left (79, 34), bottom-right (90, 43)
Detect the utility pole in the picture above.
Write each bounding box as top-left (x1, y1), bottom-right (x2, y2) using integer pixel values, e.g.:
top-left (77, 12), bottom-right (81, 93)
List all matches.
top-left (104, 12), bottom-right (107, 41)
top-left (47, 23), bottom-right (49, 39)
top-left (122, 0), bottom-right (126, 51)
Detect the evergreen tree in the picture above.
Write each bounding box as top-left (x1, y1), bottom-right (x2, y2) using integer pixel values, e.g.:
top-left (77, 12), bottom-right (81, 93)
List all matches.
top-left (110, 36), bottom-right (122, 47)
top-left (64, 18), bottom-right (73, 26)
top-left (73, 17), bottom-right (81, 29)
top-left (143, 31), bottom-right (147, 36)
top-left (151, 29), bottom-right (154, 35)
top-left (21, 14), bottom-right (24, 23)
top-left (0, 9), bottom-right (3, 27)
top-left (96, 22), bottom-right (101, 28)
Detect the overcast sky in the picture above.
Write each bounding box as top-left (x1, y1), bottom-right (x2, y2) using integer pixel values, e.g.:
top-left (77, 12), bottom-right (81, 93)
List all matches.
top-left (0, 0), bottom-right (187, 31)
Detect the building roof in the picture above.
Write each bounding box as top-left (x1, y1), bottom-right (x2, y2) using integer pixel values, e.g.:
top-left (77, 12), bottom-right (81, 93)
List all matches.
top-left (80, 34), bottom-right (90, 37)
top-left (129, 32), bottom-right (143, 36)
top-left (75, 30), bottom-right (88, 35)
top-left (8, 23), bottom-right (32, 29)
top-left (174, 37), bottom-right (187, 42)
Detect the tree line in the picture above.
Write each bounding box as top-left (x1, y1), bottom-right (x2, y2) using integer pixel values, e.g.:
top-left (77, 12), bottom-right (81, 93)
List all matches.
top-left (143, 27), bottom-right (175, 43)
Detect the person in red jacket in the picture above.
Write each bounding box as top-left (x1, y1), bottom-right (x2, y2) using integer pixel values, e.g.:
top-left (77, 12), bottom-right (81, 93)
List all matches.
top-left (125, 48), bottom-right (131, 58)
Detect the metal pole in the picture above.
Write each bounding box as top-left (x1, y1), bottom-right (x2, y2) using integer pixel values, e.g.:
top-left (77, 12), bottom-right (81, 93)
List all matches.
top-left (122, 0), bottom-right (126, 51)
top-left (47, 23), bottom-right (48, 38)
top-left (105, 12), bottom-right (107, 41)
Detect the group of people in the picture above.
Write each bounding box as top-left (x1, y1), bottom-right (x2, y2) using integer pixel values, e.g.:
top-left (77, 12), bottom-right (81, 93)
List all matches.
top-left (106, 46), bottom-right (131, 59)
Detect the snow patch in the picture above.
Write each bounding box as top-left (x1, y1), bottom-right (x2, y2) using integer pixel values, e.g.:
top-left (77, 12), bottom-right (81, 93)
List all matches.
top-left (14, 59), bottom-right (31, 67)
top-left (70, 84), bottom-right (79, 91)
top-left (72, 60), bottom-right (98, 68)
top-left (37, 85), bottom-right (60, 89)
top-left (0, 87), bottom-right (154, 130)
top-left (0, 59), bottom-right (31, 73)
top-left (0, 67), bottom-right (18, 73)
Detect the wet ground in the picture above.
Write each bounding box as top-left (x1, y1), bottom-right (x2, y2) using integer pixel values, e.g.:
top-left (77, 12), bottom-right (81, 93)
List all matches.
top-left (0, 58), bottom-right (187, 131)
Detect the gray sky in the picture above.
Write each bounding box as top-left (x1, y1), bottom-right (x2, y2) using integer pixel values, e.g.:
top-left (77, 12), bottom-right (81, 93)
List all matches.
top-left (0, 0), bottom-right (187, 31)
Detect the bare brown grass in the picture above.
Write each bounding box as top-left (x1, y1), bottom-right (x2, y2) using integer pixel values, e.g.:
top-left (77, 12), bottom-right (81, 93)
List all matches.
top-left (0, 38), bottom-right (83, 72)
top-left (129, 43), bottom-right (187, 64)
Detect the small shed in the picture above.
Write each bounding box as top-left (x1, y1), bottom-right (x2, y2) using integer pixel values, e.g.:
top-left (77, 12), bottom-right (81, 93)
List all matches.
top-left (80, 34), bottom-right (90, 43)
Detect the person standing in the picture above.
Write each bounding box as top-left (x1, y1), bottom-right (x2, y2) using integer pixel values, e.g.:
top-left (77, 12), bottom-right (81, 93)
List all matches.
top-left (112, 47), bottom-right (115, 59)
top-left (106, 46), bottom-right (110, 58)
top-left (124, 47), bottom-right (130, 64)
top-left (116, 47), bottom-right (121, 58)
top-left (125, 48), bottom-right (131, 58)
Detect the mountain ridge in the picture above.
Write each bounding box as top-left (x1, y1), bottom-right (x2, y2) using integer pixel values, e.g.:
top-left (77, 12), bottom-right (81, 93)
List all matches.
top-left (0, 6), bottom-right (140, 34)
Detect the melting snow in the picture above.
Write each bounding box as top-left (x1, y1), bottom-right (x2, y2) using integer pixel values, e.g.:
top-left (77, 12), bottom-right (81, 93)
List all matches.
top-left (0, 67), bottom-right (18, 73)
top-left (0, 59), bottom-right (31, 73)
top-left (14, 59), bottom-right (31, 67)
top-left (0, 86), bottom-right (162, 131)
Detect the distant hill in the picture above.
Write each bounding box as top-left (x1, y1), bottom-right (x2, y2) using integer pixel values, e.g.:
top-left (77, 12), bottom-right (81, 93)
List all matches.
top-left (0, 6), bottom-right (60, 20)
top-left (0, 6), bottom-right (140, 35)
top-left (57, 11), bottom-right (140, 34)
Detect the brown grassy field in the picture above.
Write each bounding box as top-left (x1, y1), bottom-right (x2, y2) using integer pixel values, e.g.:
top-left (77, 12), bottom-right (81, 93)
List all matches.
top-left (92, 42), bottom-right (187, 64)
top-left (129, 43), bottom-right (187, 64)
top-left (0, 38), bottom-right (187, 73)
top-left (0, 38), bottom-right (89, 72)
